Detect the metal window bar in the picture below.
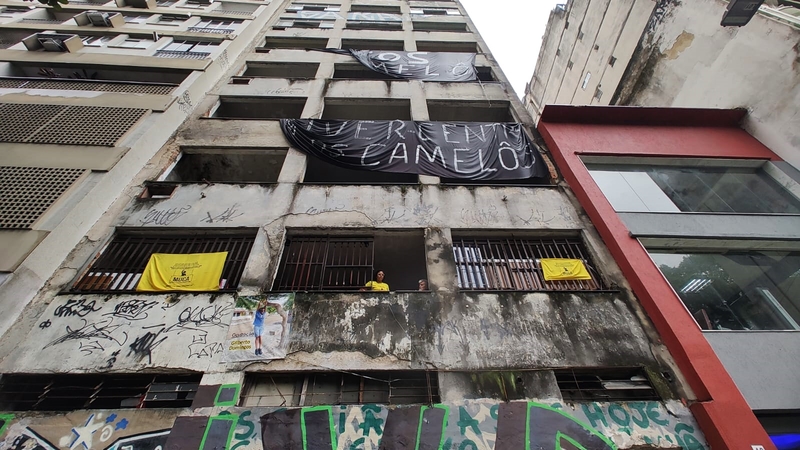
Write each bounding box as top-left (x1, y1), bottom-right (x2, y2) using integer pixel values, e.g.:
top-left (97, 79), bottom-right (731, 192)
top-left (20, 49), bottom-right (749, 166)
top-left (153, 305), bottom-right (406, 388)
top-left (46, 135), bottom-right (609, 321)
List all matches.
top-left (0, 374), bottom-right (201, 411)
top-left (241, 372), bottom-right (439, 407)
top-left (72, 232), bottom-right (256, 293)
top-left (554, 368), bottom-right (659, 402)
top-left (274, 237), bottom-right (374, 291)
top-left (453, 237), bottom-right (603, 291)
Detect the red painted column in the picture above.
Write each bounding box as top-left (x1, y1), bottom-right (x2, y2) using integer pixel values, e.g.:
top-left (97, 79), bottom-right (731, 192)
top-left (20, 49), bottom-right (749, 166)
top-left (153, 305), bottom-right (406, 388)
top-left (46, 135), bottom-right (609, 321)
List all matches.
top-left (537, 117), bottom-right (776, 450)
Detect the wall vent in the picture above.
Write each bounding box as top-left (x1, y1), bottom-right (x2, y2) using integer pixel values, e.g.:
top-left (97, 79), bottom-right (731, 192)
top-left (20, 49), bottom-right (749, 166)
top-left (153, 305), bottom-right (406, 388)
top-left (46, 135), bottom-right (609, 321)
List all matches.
top-left (0, 166), bottom-right (85, 229)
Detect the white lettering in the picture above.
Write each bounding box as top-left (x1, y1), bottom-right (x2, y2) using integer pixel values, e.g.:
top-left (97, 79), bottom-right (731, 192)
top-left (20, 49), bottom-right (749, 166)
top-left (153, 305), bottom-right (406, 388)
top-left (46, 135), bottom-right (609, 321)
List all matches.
top-left (442, 124), bottom-right (459, 143)
top-left (415, 145), bottom-right (446, 169)
top-left (305, 119), bottom-right (314, 131)
top-left (389, 143), bottom-right (408, 164)
top-left (478, 149), bottom-right (497, 173)
top-left (498, 146), bottom-right (520, 170)
top-left (355, 121), bottom-right (375, 140)
top-left (387, 120), bottom-right (406, 139)
top-left (465, 125), bottom-right (487, 144)
top-left (330, 143), bottom-right (348, 157)
top-left (453, 148), bottom-right (469, 173)
top-left (407, 52), bottom-right (430, 65)
top-left (452, 62), bottom-right (470, 76)
top-left (326, 121), bottom-right (348, 136)
top-left (361, 144), bottom-right (384, 166)
top-left (424, 65), bottom-right (440, 77)
top-left (376, 52), bottom-right (401, 62)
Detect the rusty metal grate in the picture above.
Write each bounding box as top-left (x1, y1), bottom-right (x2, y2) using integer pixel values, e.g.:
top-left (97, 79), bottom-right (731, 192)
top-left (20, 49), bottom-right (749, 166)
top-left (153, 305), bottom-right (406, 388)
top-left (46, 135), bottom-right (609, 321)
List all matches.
top-left (555, 368), bottom-right (660, 402)
top-left (274, 236), bottom-right (375, 291)
top-left (0, 373), bottom-right (201, 411)
top-left (241, 371), bottom-right (439, 407)
top-left (452, 237), bottom-right (603, 291)
top-left (0, 103), bottom-right (147, 146)
top-left (73, 230), bottom-right (257, 293)
top-left (0, 166), bottom-right (85, 229)
top-left (0, 77), bottom-right (176, 95)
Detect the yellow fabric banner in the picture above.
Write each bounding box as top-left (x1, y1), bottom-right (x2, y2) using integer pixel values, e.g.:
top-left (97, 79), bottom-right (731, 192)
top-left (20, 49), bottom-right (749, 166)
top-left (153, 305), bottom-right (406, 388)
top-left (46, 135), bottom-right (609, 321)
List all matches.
top-left (540, 258), bottom-right (592, 281)
top-left (136, 252), bottom-right (228, 292)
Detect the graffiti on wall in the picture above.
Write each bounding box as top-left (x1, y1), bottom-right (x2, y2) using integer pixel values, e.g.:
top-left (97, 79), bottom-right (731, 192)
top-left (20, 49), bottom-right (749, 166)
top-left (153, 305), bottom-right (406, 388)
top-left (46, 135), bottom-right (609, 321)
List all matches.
top-left (9, 295), bottom-right (233, 370)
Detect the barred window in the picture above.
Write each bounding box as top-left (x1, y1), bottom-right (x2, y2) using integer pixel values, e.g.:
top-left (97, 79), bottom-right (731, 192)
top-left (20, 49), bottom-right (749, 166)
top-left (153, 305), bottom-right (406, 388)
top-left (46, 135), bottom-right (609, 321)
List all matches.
top-left (241, 371), bottom-right (439, 407)
top-left (0, 373), bottom-right (201, 411)
top-left (555, 368), bottom-right (660, 402)
top-left (72, 230), bottom-right (256, 293)
top-left (453, 236), bottom-right (603, 291)
top-left (273, 233), bottom-right (426, 291)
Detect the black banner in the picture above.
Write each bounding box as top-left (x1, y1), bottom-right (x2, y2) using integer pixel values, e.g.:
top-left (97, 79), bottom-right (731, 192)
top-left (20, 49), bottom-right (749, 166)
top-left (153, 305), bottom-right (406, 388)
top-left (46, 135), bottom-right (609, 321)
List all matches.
top-left (281, 119), bottom-right (547, 180)
top-left (318, 49), bottom-right (477, 82)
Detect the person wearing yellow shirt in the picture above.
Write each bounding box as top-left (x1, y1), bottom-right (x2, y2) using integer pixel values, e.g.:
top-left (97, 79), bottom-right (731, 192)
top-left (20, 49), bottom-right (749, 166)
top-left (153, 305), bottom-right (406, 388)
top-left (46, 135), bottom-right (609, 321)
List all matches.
top-left (361, 270), bottom-right (389, 291)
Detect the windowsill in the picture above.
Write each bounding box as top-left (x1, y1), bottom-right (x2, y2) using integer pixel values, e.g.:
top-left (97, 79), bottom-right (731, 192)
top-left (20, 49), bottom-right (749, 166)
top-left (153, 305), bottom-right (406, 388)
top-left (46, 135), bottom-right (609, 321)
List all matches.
top-left (60, 289), bottom-right (239, 295)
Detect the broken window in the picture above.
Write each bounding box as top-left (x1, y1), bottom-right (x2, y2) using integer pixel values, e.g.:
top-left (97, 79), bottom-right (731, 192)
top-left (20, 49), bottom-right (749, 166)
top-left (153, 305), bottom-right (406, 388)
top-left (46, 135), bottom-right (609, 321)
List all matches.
top-left (241, 371), bottom-right (439, 406)
top-left (555, 368), bottom-right (660, 402)
top-left (212, 97), bottom-right (307, 119)
top-left (0, 373), bottom-right (201, 411)
top-left (427, 100), bottom-right (515, 122)
top-left (322, 98), bottom-right (411, 120)
top-left (72, 230), bottom-right (257, 293)
top-left (273, 232), bottom-right (427, 291)
top-left (166, 148), bottom-right (288, 183)
top-left (452, 236), bottom-right (604, 291)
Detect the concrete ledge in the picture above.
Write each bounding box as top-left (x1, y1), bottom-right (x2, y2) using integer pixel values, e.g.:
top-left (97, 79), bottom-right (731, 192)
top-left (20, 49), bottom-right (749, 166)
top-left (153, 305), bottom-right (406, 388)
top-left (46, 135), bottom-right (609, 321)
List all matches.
top-left (620, 212), bottom-right (800, 241)
top-left (0, 91), bottom-right (174, 111)
top-left (0, 50), bottom-right (211, 71)
top-left (0, 230), bottom-right (48, 272)
top-left (0, 143), bottom-right (130, 171)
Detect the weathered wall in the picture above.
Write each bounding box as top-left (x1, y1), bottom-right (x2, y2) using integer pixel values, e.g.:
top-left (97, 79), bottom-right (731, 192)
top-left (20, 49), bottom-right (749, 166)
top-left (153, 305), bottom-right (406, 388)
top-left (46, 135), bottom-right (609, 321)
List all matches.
top-left (0, 400), bottom-right (708, 449)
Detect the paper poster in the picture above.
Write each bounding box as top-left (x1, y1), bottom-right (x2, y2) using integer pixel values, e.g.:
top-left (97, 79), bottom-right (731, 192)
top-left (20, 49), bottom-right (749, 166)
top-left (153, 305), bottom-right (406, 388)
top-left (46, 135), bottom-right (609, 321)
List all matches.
top-left (223, 294), bottom-right (294, 362)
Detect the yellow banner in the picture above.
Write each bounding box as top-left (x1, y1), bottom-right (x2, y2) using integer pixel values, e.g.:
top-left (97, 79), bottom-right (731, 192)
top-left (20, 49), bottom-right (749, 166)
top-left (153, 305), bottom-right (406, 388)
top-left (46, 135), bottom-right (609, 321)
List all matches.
top-left (540, 258), bottom-right (592, 281)
top-left (136, 252), bottom-right (228, 292)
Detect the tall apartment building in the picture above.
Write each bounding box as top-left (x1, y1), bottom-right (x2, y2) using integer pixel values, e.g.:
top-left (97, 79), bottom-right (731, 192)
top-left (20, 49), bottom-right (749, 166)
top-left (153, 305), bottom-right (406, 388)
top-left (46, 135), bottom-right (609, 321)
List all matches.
top-left (0, 1), bottom-right (746, 449)
top-left (0, 0), bottom-right (280, 336)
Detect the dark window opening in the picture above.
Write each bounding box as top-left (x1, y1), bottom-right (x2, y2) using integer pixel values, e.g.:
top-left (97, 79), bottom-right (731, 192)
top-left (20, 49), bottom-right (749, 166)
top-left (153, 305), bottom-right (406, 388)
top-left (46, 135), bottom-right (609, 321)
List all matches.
top-left (166, 148), bottom-right (287, 183)
top-left (349, 5), bottom-right (401, 13)
top-left (242, 62), bottom-right (319, 79)
top-left (273, 232), bottom-right (427, 291)
top-left (322, 98), bottom-right (411, 120)
top-left (262, 36), bottom-right (329, 50)
top-left (341, 39), bottom-right (404, 51)
top-left (139, 183), bottom-right (177, 199)
top-left (412, 21), bottom-right (468, 32)
top-left (332, 63), bottom-right (395, 80)
top-left (608, 56), bottom-right (617, 67)
top-left (2, 62), bottom-right (189, 84)
top-left (555, 368), bottom-right (660, 402)
top-left (212, 97), bottom-right (306, 119)
top-left (346, 20), bottom-right (402, 30)
top-left (427, 100), bottom-right (514, 122)
top-left (452, 236), bottom-right (604, 291)
top-left (241, 371), bottom-right (439, 406)
top-left (0, 373), bottom-right (201, 411)
top-left (304, 155), bottom-right (417, 185)
top-left (415, 41), bottom-right (478, 53)
top-left (476, 67), bottom-right (496, 82)
top-left (72, 230), bottom-right (257, 293)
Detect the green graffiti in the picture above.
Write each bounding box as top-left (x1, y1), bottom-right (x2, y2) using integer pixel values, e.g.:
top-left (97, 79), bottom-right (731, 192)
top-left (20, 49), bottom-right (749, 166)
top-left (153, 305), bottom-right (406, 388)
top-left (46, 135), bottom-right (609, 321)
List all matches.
top-left (579, 403), bottom-right (609, 429)
top-left (556, 431), bottom-right (589, 450)
top-left (457, 406), bottom-right (481, 437)
top-left (234, 410), bottom-right (255, 440)
top-left (349, 437), bottom-right (366, 450)
top-left (627, 402), bottom-right (650, 428)
top-left (199, 414), bottom-right (238, 450)
top-left (358, 408), bottom-right (385, 437)
top-left (301, 406), bottom-right (337, 450)
top-left (674, 423), bottom-right (706, 450)
top-left (646, 402), bottom-right (669, 426)
top-left (458, 440), bottom-right (479, 450)
top-left (490, 404), bottom-right (499, 421)
top-left (607, 404), bottom-right (630, 427)
top-left (0, 414), bottom-right (13, 438)
top-left (527, 403), bottom-right (618, 450)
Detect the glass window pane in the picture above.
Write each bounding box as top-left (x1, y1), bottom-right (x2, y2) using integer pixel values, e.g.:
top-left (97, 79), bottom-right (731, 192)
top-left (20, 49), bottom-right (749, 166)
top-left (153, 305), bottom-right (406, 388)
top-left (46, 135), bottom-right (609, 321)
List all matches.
top-left (650, 250), bottom-right (800, 331)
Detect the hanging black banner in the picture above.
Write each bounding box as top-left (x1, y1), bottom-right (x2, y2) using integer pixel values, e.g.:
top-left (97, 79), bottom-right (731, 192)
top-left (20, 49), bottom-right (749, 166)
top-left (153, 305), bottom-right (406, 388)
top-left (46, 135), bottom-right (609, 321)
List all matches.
top-left (318, 49), bottom-right (478, 82)
top-left (280, 119), bottom-right (547, 180)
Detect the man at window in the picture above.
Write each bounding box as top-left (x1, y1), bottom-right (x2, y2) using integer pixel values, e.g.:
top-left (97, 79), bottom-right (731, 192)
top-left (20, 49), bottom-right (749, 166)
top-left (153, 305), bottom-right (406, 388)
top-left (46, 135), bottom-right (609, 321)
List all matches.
top-left (362, 270), bottom-right (389, 291)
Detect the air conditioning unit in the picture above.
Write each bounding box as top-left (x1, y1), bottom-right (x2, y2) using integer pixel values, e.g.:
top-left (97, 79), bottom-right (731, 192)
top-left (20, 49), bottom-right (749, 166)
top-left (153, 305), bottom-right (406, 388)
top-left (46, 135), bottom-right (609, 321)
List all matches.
top-left (38, 37), bottom-right (67, 52)
top-left (87, 11), bottom-right (112, 27)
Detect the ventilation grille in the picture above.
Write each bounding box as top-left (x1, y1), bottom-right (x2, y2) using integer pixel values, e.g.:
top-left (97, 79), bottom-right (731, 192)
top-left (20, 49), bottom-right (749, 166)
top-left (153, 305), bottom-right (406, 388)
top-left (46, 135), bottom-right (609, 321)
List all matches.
top-left (214, 9), bottom-right (252, 16)
top-left (0, 78), bottom-right (176, 95)
top-left (187, 27), bottom-right (234, 34)
top-left (0, 166), bottom-right (85, 229)
top-left (0, 103), bottom-right (147, 146)
top-left (155, 50), bottom-right (210, 59)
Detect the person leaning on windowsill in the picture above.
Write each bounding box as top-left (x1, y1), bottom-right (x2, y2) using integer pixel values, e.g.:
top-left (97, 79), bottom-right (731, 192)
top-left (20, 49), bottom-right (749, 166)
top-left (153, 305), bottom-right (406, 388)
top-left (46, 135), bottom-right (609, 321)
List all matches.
top-left (361, 269), bottom-right (389, 291)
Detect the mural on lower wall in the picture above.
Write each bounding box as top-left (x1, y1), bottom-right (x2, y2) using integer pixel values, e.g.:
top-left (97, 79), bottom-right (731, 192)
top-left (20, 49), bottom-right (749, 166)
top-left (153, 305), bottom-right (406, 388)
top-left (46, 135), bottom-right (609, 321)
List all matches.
top-left (0, 410), bottom-right (176, 450)
top-left (0, 400), bottom-right (708, 450)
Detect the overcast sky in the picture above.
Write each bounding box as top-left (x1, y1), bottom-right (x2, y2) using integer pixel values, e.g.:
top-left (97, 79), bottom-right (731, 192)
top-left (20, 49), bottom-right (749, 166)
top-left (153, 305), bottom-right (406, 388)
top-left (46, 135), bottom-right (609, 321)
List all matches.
top-left (460, 0), bottom-right (563, 98)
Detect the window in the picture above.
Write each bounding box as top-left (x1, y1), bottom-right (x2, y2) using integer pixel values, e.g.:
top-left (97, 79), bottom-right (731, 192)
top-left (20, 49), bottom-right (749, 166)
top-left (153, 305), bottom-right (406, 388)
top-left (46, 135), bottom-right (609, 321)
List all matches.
top-left (156, 40), bottom-right (217, 58)
top-left (350, 5), bottom-right (401, 14)
top-left (581, 72), bottom-right (591, 90)
top-left (123, 14), bottom-right (149, 24)
top-left (189, 19), bottom-right (239, 33)
top-left (415, 41), bottom-right (478, 53)
top-left (243, 62), bottom-right (319, 78)
top-left (72, 230), bottom-right (256, 293)
top-left (116, 38), bottom-right (153, 49)
top-left (346, 12), bottom-right (403, 30)
top-left (157, 14), bottom-right (187, 25)
top-left (555, 368), bottom-right (660, 402)
top-left (340, 38), bottom-right (404, 51)
top-left (587, 165), bottom-right (800, 214)
top-left (322, 98), bottom-right (411, 120)
top-left (412, 21), bottom-right (468, 32)
top-left (273, 232), bottom-right (426, 291)
top-left (274, 19), bottom-right (335, 29)
top-left (608, 56), bottom-right (617, 67)
top-left (241, 371), bottom-right (439, 406)
top-left (81, 35), bottom-right (112, 46)
top-left (567, 60), bottom-right (573, 70)
top-left (650, 249), bottom-right (800, 331)
top-left (426, 100), bottom-right (514, 122)
top-left (0, 373), bottom-right (201, 411)
top-left (332, 63), bottom-right (395, 80)
top-left (410, 7), bottom-right (460, 16)
top-left (286, 4), bottom-right (340, 12)
top-left (165, 148), bottom-right (288, 183)
top-left (212, 97), bottom-right (306, 119)
top-left (452, 236), bottom-right (603, 291)
top-left (262, 36), bottom-right (329, 50)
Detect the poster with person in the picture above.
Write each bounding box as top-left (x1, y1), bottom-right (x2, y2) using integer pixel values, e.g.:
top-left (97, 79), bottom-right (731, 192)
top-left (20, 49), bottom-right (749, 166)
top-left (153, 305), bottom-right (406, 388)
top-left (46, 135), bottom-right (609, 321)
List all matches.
top-left (223, 293), bottom-right (294, 362)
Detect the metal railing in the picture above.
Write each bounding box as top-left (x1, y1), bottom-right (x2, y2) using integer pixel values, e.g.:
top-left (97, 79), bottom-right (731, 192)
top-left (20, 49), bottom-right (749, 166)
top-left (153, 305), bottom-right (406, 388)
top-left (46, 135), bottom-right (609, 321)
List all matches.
top-left (155, 49), bottom-right (210, 59)
top-left (274, 237), bottom-right (374, 291)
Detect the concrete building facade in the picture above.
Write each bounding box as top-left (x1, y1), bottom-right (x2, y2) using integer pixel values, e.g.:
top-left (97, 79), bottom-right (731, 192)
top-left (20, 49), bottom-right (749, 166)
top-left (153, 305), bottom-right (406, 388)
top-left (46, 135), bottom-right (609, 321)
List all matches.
top-left (0, 1), bottom-right (740, 449)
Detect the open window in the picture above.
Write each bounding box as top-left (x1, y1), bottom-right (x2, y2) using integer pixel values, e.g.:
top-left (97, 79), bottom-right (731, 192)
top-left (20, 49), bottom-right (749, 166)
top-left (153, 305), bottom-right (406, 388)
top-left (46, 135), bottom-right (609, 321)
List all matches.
top-left (241, 371), bottom-right (439, 406)
top-left (273, 231), bottom-right (427, 291)
top-left (427, 100), bottom-right (515, 122)
top-left (72, 229), bottom-right (257, 293)
top-left (340, 38), bottom-right (404, 51)
top-left (332, 63), bottom-right (395, 80)
top-left (241, 62), bottom-right (319, 79)
top-left (412, 21), bottom-right (468, 32)
top-left (262, 36), bottom-right (330, 50)
top-left (166, 148), bottom-right (288, 183)
top-left (415, 41), bottom-right (479, 53)
top-left (212, 97), bottom-right (307, 119)
top-left (555, 368), bottom-right (660, 402)
top-left (322, 98), bottom-right (411, 120)
top-left (452, 235), bottom-right (604, 291)
top-left (0, 373), bottom-right (201, 411)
